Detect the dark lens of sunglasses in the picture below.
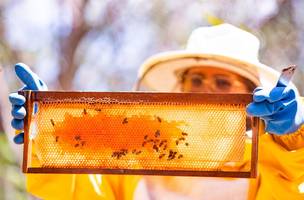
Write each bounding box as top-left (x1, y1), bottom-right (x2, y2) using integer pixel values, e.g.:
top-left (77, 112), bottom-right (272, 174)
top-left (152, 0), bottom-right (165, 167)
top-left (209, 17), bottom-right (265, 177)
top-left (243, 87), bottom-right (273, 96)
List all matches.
top-left (191, 76), bottom-right (203, 87)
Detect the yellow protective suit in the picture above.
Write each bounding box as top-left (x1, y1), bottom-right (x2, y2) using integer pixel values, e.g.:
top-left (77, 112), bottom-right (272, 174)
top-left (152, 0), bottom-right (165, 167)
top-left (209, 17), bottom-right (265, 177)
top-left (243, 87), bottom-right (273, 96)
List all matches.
top-left (25, 122), bottom-right (304, 200)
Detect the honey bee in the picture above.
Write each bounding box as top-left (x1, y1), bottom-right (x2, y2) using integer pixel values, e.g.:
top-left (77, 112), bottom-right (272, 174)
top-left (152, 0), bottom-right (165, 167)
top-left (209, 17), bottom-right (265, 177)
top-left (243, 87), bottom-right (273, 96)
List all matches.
top-left (50, 119), bottom-right (55, 126)
top-left (155, 130), bottom-right (161, 137)
top-left (178, 154), bottom-right (183, 159)
top-left (159, 153), bottom-right (166, 159)
top-left (122, 118), bottom-right (128, 124)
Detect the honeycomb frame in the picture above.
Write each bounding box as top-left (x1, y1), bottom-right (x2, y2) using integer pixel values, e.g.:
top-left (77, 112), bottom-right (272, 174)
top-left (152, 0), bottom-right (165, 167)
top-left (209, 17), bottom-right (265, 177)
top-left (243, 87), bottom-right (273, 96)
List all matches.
top-left (21, 91), bottom-right (259, 178)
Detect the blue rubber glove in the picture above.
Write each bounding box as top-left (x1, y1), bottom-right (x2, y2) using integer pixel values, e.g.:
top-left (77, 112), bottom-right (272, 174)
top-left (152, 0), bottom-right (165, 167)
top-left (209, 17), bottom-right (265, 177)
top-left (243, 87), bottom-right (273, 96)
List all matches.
top-left (9, 63), bottom-right (48, 144)
top-left (246, 86), bottom-right (304, 135)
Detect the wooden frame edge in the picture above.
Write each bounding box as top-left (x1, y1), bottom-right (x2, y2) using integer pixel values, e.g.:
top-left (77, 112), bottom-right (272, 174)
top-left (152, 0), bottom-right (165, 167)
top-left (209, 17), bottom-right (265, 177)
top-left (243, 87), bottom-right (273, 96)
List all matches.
top-left (21, 91), bottom-right (33, 173)
top-left (26, 168), bottom-right (252, 178)
top-left (250, 117), bottom-right (259, 178)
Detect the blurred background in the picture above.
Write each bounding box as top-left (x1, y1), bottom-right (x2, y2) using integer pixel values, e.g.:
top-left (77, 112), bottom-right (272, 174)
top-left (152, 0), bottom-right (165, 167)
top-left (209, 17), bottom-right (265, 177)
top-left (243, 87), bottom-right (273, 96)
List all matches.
top-left (0, 0), bottom-right (304, 199)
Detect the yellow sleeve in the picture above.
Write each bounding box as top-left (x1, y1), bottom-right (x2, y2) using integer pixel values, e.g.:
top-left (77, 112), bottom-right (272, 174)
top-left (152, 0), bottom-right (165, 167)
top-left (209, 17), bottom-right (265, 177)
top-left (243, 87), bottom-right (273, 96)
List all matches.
top-left (271, 124), bottom-right (304, 151)
top-left (26, 146), bottom-right (141, 199)
top-left (249, 126), bottom-right (304, 200)
top-left (26, 173), bottom-right (141, 200)
top-left (26, 174), bottom-right (110, 200)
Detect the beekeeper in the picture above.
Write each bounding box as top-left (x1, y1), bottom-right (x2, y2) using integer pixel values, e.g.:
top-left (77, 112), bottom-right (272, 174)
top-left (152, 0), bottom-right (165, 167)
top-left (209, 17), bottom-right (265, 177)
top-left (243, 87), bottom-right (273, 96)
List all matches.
top-left (9, 24), bottom-right (304, 199)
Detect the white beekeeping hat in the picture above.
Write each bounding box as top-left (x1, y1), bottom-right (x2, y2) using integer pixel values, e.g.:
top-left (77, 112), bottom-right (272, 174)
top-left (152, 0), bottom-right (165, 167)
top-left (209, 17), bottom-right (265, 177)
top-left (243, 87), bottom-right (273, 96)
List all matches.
top-left (136, 24), bottom-right (288, 92)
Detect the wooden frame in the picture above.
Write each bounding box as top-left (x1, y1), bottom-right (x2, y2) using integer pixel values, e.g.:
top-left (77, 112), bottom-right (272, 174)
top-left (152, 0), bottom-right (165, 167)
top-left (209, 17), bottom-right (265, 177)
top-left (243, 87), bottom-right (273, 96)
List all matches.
top-left (21, 91), bottom-right (259, 178)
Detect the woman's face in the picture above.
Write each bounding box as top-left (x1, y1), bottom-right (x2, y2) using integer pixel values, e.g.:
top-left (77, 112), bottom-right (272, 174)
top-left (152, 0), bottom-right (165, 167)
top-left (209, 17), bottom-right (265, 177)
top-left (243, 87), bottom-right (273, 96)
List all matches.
top-left (180, 67), bottom-right (255, 93)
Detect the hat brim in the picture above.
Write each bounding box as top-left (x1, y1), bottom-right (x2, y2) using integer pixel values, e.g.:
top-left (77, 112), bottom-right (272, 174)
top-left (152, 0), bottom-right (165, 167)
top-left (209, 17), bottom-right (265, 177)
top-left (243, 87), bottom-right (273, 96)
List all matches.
top-left (137, 51), bottom-right (283, 92)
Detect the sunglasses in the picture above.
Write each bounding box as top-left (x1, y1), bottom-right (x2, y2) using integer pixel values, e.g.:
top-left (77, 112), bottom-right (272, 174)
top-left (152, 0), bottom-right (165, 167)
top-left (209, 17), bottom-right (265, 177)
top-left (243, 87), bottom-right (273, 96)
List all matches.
top-left (177, 68), bottom-right (253, 93)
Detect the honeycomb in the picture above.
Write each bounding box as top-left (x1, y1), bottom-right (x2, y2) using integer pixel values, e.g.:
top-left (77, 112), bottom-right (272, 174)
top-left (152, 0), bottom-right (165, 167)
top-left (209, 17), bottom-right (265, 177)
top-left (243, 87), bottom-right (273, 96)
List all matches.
top-left (23, 92), bottom-right (255, 176)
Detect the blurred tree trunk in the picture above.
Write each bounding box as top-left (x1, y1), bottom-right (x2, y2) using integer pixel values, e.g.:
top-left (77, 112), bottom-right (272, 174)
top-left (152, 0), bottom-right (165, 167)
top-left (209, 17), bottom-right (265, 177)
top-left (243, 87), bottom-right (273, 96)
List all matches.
top-left (58, 0), bottom-right (90, 90)
top-left (57, 0), bottom-right (124, 90)
top-left (0, 111), bottom-right (3, 132)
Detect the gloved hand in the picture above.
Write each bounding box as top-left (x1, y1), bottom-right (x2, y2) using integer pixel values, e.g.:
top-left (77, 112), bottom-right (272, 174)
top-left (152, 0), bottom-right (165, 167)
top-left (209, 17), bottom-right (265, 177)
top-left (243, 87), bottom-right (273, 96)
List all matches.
top-left (246, 86), bottom-right (304, 135)
top-left (9, 63), bottom-right (48, 144)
